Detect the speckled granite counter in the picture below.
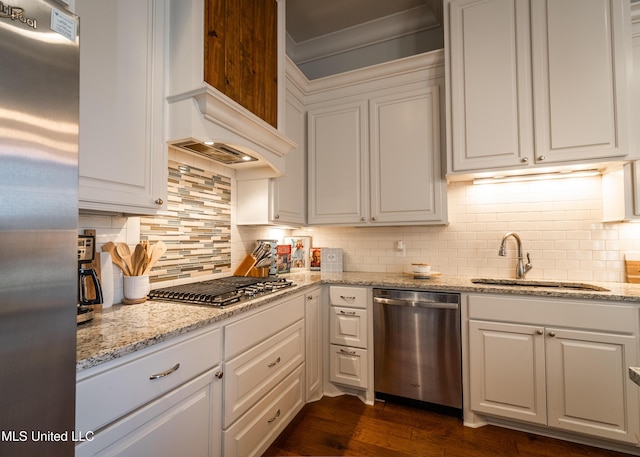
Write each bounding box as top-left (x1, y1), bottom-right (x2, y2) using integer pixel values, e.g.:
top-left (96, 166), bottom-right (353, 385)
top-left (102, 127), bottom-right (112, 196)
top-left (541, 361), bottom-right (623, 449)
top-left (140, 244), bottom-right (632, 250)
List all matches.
top-left (77, 271), bottom-right (640, 372)
top-left (630, 367), bottom-right (640, 387)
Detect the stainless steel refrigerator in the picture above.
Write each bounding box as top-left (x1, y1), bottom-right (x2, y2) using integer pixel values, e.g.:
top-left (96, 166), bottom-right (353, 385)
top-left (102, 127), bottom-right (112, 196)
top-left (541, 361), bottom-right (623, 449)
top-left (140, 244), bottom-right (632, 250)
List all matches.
top-left (0, 1), bottom-right (79, 455)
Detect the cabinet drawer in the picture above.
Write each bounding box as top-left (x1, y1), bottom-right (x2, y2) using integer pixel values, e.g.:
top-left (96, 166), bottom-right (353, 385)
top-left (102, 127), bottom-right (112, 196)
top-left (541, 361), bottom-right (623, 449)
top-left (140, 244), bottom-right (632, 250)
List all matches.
top-left (225, 294), bottom-right (304, 358)
top-left (223, 365), bottom-right (305, 457)
top-left (329, 286), bottom-right (368, 309)
top-left (329, 344), bottom-right (368, 389)
top-left (468, 294), bottom-right (638, 333)
top-left (223, 320), bottom-right (304, 428)
top-left (75, 368), bottom-right (220, 457)
top-left (330, 306), bottom-right (368, 348)
top-left (76, 326), bottom-right (221, 432)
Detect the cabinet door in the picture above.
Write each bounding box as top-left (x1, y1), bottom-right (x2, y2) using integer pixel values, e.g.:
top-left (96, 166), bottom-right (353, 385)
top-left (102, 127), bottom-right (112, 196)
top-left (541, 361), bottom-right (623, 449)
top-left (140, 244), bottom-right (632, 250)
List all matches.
top-left (530, 0), bottom-right (630, 164)
top-left (330, 306), bottom-right (368, 349)
top-left (447, 0), bottom-right (533, 172)
top-left (77, 0), bottom-right (167, 214)
top-left (75, 368), bottom-right (222, 457)
top-left (308, 101), bottom-right (368, 224)
top-left (305, 288), bottom-right (323, 402)
top-left (271, 86), bottom-right (306, 225)
top-left (468, 320), bottom-right (547, 425)
top-left (545, 328), bottom-right (639, 443)
top-left (369, 87), bottom-right (446, 223)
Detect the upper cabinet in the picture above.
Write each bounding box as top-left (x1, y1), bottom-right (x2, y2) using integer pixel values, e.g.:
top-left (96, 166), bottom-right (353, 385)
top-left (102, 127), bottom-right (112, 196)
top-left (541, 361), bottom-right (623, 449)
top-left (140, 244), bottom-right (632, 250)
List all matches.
top-left (236, 59), bottom-right (307, 226)
top-left (78, 0), bottom-right (167, 214)
top-left (445, 0), bottom-right (634, 178)
top-left (204, 0), bottom-right (277, 128)
top-left (166, 0), bottom-right (295, 180)
top-left (307, 52), bottom-right (448, 226)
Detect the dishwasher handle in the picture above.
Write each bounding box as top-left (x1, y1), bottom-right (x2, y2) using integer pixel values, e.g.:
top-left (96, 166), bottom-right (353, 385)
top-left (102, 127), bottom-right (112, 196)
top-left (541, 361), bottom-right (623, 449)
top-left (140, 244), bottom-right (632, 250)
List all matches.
top-left (373, 296), bottom-right (458, 310)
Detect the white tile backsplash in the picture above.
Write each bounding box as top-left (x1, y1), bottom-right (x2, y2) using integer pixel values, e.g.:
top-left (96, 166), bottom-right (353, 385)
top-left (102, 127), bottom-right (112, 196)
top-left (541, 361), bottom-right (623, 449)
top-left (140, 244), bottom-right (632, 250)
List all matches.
top-left (295, 175), bottom-right (640, 283)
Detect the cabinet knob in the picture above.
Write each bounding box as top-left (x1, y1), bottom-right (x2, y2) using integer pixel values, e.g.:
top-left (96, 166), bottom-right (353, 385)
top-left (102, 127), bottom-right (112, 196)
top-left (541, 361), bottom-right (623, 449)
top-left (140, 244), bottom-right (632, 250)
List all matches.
top-left (274, 214), bottom-right (280, 219)
top-left (360, 217), bottom-right (366, 222)
top-left (307, 295), bottom-right (313, 300)
top-left (538, 155), bottom-right (546, 161)
top-left (155, 198), bottom-right (164, 205)
top-left (521, 157), bottom-right (529, 163)
top-left (536, 329), bottom-right (543, 335)
top-left (548, 331), bottom-right (556, 337)
top-left (215, 371), bottom-right (224, 379)
top-left (371, 217), bottom-right (376, 221)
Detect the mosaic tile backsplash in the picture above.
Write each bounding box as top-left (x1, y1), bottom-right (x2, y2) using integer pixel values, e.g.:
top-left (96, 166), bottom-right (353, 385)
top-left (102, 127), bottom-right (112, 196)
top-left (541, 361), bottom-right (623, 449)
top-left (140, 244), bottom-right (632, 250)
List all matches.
top-left (140, 159), bottom-right (232, 283)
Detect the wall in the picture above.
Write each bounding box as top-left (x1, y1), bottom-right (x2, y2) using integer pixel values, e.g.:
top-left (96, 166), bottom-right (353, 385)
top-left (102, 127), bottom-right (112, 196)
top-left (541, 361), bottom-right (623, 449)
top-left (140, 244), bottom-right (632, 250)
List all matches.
top-left (294, 175), bottom-right (640, 283)
top-left (81, 160), bottom-right (640, 305)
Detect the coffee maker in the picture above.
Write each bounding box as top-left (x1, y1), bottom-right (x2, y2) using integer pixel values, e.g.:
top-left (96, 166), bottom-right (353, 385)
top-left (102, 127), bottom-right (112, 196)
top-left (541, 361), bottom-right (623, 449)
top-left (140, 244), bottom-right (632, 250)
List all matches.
top-left (77, 235), bottom-right (103, 324)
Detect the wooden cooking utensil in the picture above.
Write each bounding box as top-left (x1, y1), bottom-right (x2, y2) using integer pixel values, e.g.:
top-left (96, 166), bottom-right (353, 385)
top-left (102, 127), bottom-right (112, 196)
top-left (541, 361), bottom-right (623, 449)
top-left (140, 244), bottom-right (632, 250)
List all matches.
top-left (116, 243), bottom-right (134, 276)
top-left (142, 241), bottom-right (167, 275)
top-left (102, 241), bottom-right (130, 276)
top-left (132, 243), bottom-right (148, 276)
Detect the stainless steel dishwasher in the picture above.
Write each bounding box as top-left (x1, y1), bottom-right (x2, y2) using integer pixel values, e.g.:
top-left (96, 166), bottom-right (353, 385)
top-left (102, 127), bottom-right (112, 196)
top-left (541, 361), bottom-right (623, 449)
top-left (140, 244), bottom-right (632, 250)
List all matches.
top-left (373, 288), bottom-right (462, 410)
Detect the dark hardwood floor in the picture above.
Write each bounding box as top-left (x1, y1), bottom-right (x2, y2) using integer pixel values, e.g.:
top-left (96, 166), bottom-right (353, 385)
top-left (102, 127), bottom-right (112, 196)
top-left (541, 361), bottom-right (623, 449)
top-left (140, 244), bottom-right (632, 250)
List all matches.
top-left (263, 395), bottom-right (632, 457)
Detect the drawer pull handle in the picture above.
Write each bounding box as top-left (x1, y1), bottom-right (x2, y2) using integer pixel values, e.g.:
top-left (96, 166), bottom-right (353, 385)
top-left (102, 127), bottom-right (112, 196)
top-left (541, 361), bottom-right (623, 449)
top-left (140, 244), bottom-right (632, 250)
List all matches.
top-left (149, 363), bottom-right (180, 380)
top-left (215, 371), bottom-right (224, 379)
top-left (267, 357), bottom-right (281, 368)
top-left (267, 408), bottom-right (281, 423)
top-left (339, 310), bottom-right (356, 315)
top-left (339, 349), bottom-right (357, 356)
top-left (340, 295), bottom-right (356, 301)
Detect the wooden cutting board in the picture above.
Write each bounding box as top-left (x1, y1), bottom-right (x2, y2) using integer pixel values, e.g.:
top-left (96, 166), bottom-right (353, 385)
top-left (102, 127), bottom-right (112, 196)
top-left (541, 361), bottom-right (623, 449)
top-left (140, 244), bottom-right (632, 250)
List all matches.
top-left (624, 252), bottom-right (640, 283)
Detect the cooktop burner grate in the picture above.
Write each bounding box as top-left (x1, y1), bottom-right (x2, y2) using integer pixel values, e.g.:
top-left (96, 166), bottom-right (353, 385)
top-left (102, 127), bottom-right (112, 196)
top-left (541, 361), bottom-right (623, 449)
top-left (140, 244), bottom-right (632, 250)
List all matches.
top-left (148, 276), bottom-right (294, 307)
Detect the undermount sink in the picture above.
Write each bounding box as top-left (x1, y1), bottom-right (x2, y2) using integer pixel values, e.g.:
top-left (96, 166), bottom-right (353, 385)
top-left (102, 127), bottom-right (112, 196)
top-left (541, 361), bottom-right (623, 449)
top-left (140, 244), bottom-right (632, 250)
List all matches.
top-left (470, 278), bottom-right (610, 292)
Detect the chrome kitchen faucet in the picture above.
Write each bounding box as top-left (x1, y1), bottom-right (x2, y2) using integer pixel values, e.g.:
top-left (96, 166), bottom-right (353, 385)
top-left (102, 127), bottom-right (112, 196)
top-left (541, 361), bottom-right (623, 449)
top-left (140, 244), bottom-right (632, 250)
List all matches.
top-left (499, 232), bottom-right (533, 279)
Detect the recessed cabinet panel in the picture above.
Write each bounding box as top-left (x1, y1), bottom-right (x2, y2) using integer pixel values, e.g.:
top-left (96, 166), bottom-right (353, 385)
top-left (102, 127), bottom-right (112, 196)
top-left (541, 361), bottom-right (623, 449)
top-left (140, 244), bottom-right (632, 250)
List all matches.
top-left (531, 0), bottom-right (629, 162)
top-left (546, 328), bottom-right (639, 443)
top-left (369, 87), bottom-right (446, 223)
top-left (448, 0), bottom-right (532, 171)
top-left (330, 306), bottom-right (368, 349)
top-left (78, 0), bottom-right (166, 214)
top-left (308, 101), bottom-right (367, 224)
top-left (329, 344), bottom-right (368, 389)
top-left (469, 320), bottom-right (547, 425)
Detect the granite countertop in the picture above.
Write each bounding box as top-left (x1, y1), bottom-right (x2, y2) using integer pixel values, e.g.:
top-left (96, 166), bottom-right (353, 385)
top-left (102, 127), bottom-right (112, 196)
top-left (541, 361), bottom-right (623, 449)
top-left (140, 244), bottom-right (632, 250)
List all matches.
top-left (630, 367), bottom-right (640, 387)
top-left (77, 272), bottom-right (640, 372)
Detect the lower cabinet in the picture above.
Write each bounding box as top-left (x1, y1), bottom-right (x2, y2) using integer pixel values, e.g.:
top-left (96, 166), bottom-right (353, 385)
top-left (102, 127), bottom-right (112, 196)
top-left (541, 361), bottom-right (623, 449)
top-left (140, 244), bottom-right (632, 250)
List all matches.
top-left (75, 326), bottom-right (223, 457)
top-left (305, 287), bottom-right (323, 402)
top-left (75, 369), bottom-right (222, 457)
top-left (223, 365), bottom-right (305, 457)
top-left (468, 294), bottom-right (640, 445)
top-left (329, 344), bottom-right (368, 389)
top-left (222, 293), bottom-right (306, 457)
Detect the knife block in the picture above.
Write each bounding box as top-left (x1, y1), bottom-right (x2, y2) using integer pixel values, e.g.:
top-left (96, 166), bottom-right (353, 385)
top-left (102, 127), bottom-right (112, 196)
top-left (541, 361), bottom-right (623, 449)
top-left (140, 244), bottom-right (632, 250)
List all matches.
top-left (247, 266), bottom-right (269, 278)
top-left (233, 254), bottom-right (257, 276)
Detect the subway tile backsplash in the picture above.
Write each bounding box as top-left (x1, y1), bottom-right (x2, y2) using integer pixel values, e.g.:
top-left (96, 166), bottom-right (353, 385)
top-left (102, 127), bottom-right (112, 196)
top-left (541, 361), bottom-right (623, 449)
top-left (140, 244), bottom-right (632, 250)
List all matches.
top-left (295, 176), bottom-right (640, 283)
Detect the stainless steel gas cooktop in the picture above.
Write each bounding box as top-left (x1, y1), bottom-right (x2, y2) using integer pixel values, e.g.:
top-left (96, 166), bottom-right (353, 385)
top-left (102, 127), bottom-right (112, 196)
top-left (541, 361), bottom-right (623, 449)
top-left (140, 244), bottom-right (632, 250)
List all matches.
top-left (148, 276), bottom-right (295, 307)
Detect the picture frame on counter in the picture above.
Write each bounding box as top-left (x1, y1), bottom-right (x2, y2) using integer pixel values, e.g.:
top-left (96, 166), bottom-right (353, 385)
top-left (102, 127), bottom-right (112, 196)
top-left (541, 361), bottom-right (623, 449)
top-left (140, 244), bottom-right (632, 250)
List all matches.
top-left (285, 236), bottom-right (311, 271)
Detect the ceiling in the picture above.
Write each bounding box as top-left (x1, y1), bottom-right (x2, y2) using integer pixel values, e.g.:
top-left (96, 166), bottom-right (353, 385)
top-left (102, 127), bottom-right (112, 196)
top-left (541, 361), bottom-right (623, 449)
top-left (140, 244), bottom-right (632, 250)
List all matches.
top-left (285, 0), bottom-right (443, 78)
top-left (286, 0), bottom-right (434, 44)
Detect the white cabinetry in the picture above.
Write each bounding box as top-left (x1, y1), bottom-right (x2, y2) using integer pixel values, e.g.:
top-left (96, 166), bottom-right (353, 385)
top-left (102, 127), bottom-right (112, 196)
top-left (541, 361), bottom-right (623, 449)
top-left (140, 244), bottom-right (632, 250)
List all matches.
top-left (236, 61), bottom-right (307, 226)
top-left (601, 5), bottom-right (640, 222)
top-left (305, 287), bottom-right (323, 402)
top-left (468, 294), bottom-right (640, 445)
top-left (75, 326), bottom-right (223, 457)
top-left (77, 0), bottom-right (167, 214)
top-left (327, 286), bottom-right (370, 392)
top-left (222, 294), bottom-right (306, 457)
top-left (307, 53), bottom-right (447, 226)
top-left (445, 0), bottom-right (633, 177)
